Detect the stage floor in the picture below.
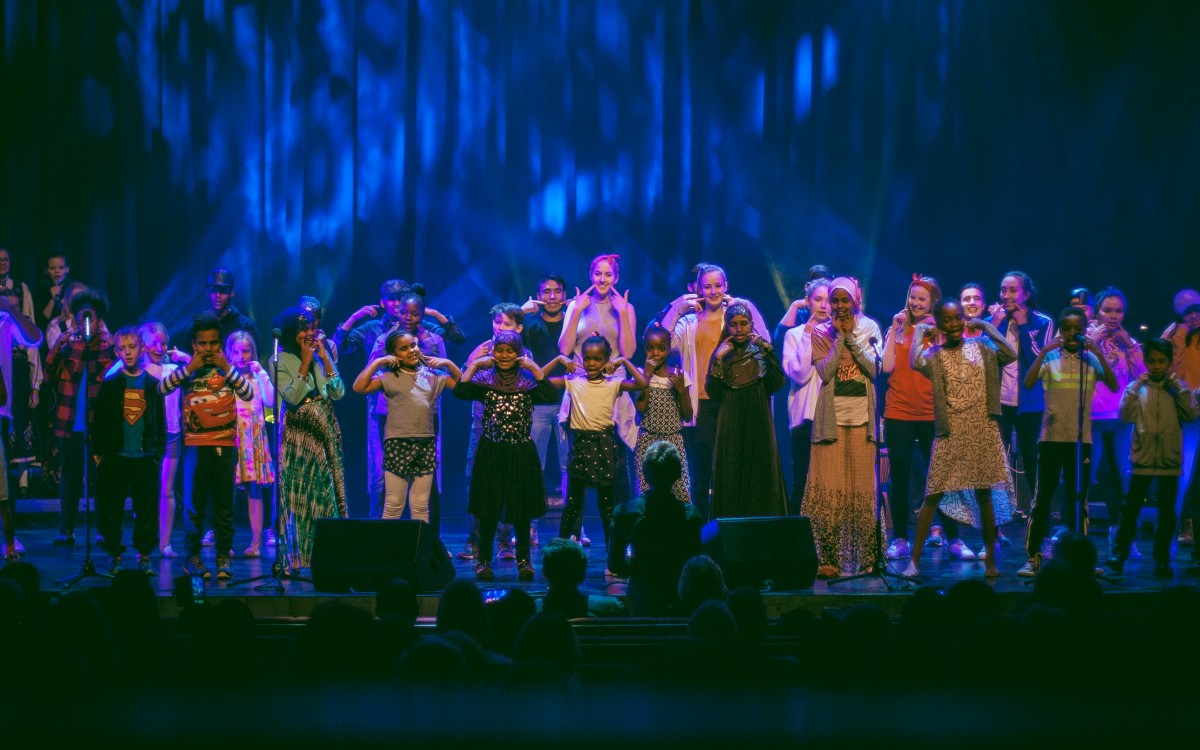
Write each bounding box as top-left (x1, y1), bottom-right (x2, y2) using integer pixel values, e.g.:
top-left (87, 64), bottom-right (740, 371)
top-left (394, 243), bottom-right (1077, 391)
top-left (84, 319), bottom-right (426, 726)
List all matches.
top-left (8, 500), bottom-right (1195, 619)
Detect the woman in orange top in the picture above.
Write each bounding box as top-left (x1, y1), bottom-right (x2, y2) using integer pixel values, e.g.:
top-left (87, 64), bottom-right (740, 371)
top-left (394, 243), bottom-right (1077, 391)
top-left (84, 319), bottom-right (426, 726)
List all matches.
top-left (1165, 289), bottom-right (1200, 549)
top-left (881, 276), bottom-right (971, 562)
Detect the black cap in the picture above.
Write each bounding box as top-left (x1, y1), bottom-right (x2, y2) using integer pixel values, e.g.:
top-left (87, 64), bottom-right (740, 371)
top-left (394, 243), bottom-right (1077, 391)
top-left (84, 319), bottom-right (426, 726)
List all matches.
top-left (379, 278), bottom-right (408, 299)
top-left (207, 267), bottom-right (235, 290)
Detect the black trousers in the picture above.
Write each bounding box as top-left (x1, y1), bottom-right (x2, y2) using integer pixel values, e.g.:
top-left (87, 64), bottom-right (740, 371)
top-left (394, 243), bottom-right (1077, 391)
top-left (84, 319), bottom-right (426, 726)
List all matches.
top-left (1026, 441), bottom-right (1092, 559)
top-left (790, 422), bottom-right (813, 516)
top-left (683, 399), bottom-right (719, 522)
top-left (999, 406), bottom-right (1044, 510)
top-left (184, 445), bottom-right (237, 559)
top-left (1113, 474), bottom-right (1179, 566)
top-left (96, 454), bottom-right (161, 557)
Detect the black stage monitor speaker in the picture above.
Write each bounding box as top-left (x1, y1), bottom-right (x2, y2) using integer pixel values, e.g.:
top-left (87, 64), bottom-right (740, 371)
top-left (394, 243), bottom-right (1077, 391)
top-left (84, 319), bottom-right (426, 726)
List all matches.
top-left (311, 519), bottom-right (455, 593)
top-left (701, 516), bottom-right (818, 590)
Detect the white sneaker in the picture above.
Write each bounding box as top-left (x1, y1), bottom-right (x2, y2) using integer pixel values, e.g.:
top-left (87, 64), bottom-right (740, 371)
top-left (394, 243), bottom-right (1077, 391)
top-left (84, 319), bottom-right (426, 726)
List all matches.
top-left (886, 538), bottom-right (911, 560)
top-left (948, 539), bottom-right (976, 561)
top-left (1016, 557), bottom-right (1040, 578)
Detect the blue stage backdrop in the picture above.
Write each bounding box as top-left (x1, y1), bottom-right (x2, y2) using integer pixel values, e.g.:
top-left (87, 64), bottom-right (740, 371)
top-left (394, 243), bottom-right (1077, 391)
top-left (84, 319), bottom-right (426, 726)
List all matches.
top-left (2, 1), bottom-right (1198, 511)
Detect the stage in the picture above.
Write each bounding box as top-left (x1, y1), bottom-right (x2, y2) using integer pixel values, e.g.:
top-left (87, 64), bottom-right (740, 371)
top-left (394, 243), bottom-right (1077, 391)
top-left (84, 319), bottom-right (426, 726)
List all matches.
top-left (8, 496), bottom-right (1192, 620)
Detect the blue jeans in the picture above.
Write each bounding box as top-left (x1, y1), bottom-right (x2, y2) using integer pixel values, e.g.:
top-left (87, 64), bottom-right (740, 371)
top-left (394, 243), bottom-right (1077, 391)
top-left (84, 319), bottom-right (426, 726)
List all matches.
top-left (531, 403), bottom-right (569, 495)
top-left (367, 412), bottom-right (387, 518)
top-left (1090, 418), bottom-right (1132, 520)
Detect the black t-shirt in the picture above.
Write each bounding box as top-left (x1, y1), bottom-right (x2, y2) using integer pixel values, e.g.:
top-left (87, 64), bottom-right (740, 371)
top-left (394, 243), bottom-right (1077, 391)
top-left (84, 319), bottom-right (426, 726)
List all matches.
top-left (522, 314), bottom-right (566, 402)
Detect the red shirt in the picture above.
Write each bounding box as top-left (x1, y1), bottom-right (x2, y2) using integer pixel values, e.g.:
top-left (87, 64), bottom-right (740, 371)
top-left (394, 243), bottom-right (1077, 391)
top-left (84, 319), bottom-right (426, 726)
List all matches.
top-left (884, 335), bottom-right (934, 421)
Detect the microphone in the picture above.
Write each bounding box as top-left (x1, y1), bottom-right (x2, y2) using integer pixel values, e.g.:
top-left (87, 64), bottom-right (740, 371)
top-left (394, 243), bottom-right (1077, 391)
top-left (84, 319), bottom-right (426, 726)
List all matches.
top-left (81, 310), bottom-right (94, 341)
top-left (272, 328), bottom-right (283, 339)
top-left (1073, 333), bottom-right (1088, 344)
top-left (868, 337), bottom-right (878, 346)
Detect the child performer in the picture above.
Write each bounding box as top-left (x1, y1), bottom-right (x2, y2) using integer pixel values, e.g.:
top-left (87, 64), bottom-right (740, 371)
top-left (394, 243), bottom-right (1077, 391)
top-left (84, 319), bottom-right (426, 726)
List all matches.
top-left (1017, 306), bottom-right (1117, 577)
top-left (93, 327), bottom-right (167, 575)
top-left (46, 289), bottom-right (115, 544)
top-left (707, 303), bottom-right (788, 518)
top-left (137, 322), bottom-right (186, 557)
top-left (634, 324), bottom-right (693, 504)
top-left (1164, 290), bottom-right (1200, 547)
top-left (0, 287), bottom-right (41, 559)
top-left (548, 333), bottom-right (648, 552)
top-left (160, 312), bottom-right (254, 580)
top-left (1087, 288), bottom-right (1144, 554)
top-left (459, 302), bottom-right (528, 560)
top-left (354, 329), bottom-right (461, 522)
top-left (782, 279), bottom-right (832, 515)
top-left (804, 277), bottom-right (884, 578)
top-left (903, 301), bottom-right (1017, 578)
top-left (1108, 339), bottom-right (1199, 577)
top-left (453, 330), bottom-right (559, 581)
top-left (226, 331), bottom-right (275, 557)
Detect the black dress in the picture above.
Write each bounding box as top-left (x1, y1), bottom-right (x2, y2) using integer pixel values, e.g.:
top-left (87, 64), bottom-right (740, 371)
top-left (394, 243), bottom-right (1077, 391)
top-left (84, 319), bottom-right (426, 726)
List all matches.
top-left (453, 374), bottom-right (559, 523)
top-left (706, 344), bottom-right (788, 518)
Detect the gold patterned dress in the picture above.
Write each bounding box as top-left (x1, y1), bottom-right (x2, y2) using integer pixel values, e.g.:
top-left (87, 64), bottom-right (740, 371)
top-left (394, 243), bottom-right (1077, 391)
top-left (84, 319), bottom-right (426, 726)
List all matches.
top-left (925, 339), bottom-right (1015, 526)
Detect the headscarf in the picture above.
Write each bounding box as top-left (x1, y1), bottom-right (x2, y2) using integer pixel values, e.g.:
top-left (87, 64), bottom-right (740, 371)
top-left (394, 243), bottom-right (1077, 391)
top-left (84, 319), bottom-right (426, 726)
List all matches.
top-left (714, 303), bottom-right (765, 388)
top-left (471, 329), bottom-right (536, 392)
top-left (813, 277), bottom-right (874, 364)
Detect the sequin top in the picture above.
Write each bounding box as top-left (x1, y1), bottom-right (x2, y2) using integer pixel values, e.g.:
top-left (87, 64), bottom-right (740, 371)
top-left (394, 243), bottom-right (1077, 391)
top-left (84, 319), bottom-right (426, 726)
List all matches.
top-left (453, 378), bottom-right (559, 445)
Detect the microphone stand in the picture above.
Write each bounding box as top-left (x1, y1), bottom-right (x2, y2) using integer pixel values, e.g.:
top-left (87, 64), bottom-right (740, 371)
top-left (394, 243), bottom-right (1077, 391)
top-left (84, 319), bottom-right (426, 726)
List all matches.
top-left (228, 333), bottom-right (311, 590)
top-left (829, 331), bottom-right (912, 590)
top-left (57, 318), bottom-right (112, 588)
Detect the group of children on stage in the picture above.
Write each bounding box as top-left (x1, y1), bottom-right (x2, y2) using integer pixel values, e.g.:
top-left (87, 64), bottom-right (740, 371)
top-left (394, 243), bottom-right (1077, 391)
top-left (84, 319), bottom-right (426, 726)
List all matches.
top-left (3, 249), bottom-right (1200, 588)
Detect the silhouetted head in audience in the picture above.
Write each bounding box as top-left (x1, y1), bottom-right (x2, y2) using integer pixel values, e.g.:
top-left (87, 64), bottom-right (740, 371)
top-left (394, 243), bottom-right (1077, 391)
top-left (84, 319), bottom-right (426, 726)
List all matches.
top-left (0, 561), bottom-right (42, 616)
top-left (41, 591), bottom-right (120, 682)
top-left (397, 636), bottom-right (469, 686)
top-left (541, 538), bottom-right (587, 596)
top-left (726, 586), bottom-right (768, 646)
top-left (688, 599), bottom-right (738, 646)
top-left (1051, 532), bottom-right (1098, 581)
top-left (376, 578), bottom-right (419, 620)
top-left (293, 601), bottom-right (386, 681)
top-left (486, 588), bottom-right (536, 656)
top-left (514, 610), bottom-right (580, 679)
top-left (677, 555), bottom-right (729, 613)
top-left (438, 579), bottom-right (488, 644)
top-left (0, 578), bottom-right (23, 638)
top-left (946, 579), bottom-right (1001, 631)
top-left (642, 440), bottom-right (683, 491)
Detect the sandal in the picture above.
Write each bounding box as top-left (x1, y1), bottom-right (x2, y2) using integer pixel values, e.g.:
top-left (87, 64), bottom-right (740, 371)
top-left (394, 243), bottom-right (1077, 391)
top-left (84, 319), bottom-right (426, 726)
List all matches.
top-left (243, 543), bottom-right (262, 558)
top-left (3, 546), bottom-right (19, 563)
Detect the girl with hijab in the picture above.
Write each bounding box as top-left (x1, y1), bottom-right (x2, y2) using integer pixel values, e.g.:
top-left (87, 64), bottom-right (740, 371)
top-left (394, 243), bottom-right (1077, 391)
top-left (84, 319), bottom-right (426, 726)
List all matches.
top-left (706, 303), bottom-right (788, 518)
top-left (804, 277), bottom-right (884, 578)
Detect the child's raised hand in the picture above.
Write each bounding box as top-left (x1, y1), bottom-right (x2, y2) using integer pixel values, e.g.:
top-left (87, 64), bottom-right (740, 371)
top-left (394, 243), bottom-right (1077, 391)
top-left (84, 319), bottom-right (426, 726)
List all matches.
top-left (473, 356), bottom-right (496, 371)
top-left (667, 368), bottom-right (686, 390)
top-left (674, 293), bottom-right (702, 314)
top-left (211, 352), bottom-right (232, 372)
top-left (604, 357), bottom-right (623, 376)
top-left (749, 333), bottom-right (771, 352)
top-left (644, 356), bottom-right (662, 374)
top-left (353, 304), bottom-right (379, 322)
top-left (516, 356), bottom-right (537, 371)
top-left (562, 359), bottom-right (578, 374)
top-left (520, 297), bottom-right (543, 315)
top-left (789, 298), bottom-right (810, 312)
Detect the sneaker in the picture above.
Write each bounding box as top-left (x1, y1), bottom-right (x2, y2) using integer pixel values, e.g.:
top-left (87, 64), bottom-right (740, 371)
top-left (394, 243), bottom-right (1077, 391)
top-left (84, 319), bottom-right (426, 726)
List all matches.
top-left (52, 532), bottom-right (76, 545)
top-left (497, 542), bottom-right (516, 561)
top-left (1017, 556), bottom-right (1040, 578)
top-left (202, 530), bottom-right (216, 547)
top-left (243, 543), bottom-right (261, 558)
top-left (885, 538), bottom-right (911, 560)
top-left (184, 556), bottom-right (211, 580)
top-left (517, 560), bottom-right (534, 581)
top-left (1154, 563), bottom-right (1174, 578)
top-left (925, 525), bottom-right (946, 548)
top-left (1106, 556), bottom-right (1124, 575)
top-left (579, 527), bottom-right (592, 547)
top-left (948, 539), bottom-right (976, 561)
top-left (3, 546), bottom-right (18, 563)
top-left (109, 556), bottom-right (124, 575)
top-left (160, 545), bottom-right (179, 559)
top-left (1178, 519), bottom-right (1194, 546)
top-left (138, 555), bottom-right (156, 576)
top-left (474, 561), bottom-right (494, 581)
top-left (265, 529), bottom-right (277, 547)
top-left (216, 556), bottom-right (232, 580)
top-left (456, 540), bottom-right (478, 560)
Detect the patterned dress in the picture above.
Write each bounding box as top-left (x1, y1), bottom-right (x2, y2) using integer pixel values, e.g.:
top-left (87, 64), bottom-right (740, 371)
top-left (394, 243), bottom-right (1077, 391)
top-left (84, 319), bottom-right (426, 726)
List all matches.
top-left (276, 353), bottom-right (347, 570)
top-left (634, 373), bottom-right (692, 504)
top-left (233, 365), bottom-right (275, 485)
top-left (926, 340), bottom-right (1015, 526)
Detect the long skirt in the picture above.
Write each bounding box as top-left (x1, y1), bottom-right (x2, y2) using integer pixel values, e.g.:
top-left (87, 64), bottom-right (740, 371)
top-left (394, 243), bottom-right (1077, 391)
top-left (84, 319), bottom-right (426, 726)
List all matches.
top-left (279, 399), bottom-right (347, 569)
top-left (805, 425), bottom-right (883, 573)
